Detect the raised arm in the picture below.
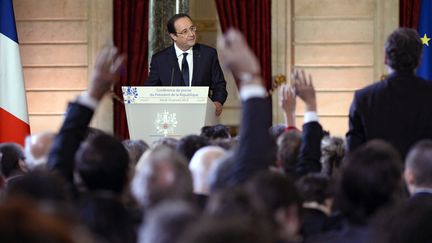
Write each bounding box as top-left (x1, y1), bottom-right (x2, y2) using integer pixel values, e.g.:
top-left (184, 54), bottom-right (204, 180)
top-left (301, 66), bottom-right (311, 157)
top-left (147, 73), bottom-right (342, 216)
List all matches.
top-left (217, 29), bottom-right (273, 184)
top-left (292, 69), bottom-right (322, 177)
top-left (47, 45), bottom-right (125, 183)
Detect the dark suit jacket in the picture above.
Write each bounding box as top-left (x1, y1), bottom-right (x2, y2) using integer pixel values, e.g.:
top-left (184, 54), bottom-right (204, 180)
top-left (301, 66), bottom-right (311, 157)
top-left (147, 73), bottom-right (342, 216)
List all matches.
top-left (346, 72), bottom-right (432, 158)
top-left (47, 102), bottom-right (94, 184)
top-left (227, 96), bottom-right (322, 186)
top-left (146, 43), bottom-right (228, 104)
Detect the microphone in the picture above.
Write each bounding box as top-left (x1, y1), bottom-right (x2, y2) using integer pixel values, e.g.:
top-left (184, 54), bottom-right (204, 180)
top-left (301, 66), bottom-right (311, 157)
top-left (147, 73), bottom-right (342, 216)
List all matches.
top-left (170, 67), bottom-right (175, 86)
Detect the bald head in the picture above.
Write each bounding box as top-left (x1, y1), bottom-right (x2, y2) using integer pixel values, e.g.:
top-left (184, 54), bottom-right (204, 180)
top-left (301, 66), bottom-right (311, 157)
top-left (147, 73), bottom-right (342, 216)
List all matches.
top-left (24, 132), bottom-right (56, 169)
top-left (189, 146), bottom-right (226, 195)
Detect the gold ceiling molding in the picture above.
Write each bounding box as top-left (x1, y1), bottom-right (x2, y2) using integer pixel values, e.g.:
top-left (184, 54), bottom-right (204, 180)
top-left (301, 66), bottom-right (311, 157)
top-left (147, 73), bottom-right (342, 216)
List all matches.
top-left (194, 19), bottom-right (218, 32)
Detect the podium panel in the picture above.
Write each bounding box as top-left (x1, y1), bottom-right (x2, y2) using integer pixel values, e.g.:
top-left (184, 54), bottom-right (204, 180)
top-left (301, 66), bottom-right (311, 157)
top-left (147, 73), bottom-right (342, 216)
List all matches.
top-left (122, 86), bottom-right (216, 144)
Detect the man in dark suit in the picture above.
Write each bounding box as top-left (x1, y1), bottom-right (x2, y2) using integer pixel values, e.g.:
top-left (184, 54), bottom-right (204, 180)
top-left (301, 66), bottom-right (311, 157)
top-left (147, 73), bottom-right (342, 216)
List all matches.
top-left (146, 14), bottom-right (227, 116)
top-left (346, 28), bottom-right (432, 158)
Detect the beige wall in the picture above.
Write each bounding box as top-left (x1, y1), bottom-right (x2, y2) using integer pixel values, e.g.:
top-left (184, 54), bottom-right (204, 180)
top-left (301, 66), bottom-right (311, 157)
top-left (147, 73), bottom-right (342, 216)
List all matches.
top-left (16, 0), bottom-right (398, 136)
top-left (15, 0), bottom-right (112, 134)
top-left (272, 0), bottom-right (398, 136)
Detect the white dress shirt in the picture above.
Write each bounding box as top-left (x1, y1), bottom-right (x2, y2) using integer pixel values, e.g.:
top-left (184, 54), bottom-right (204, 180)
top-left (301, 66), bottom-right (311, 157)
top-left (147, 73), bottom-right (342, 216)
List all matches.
top-left (174, 43), bottom-right (193, 86)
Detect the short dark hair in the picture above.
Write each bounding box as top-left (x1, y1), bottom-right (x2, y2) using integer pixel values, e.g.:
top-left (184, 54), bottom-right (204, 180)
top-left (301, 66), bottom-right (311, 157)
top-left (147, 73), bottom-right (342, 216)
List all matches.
top-left (122, 139), bottom-right (149, 165)
top-left (0, 143), bottom-right (25, 177)
top-left (385, 28), bottom-right (422, 73)
top-left (176, 135), bottom-right (210, 162)
top-left (383, 197), bottom-right (432, 243)
top-left (405, 139), bottom-right (432, 187)
top-left (338, 140), bottom-right (402, 225)
top-left (246, 171), bottom-right (302, 215)
top-left (178, 217), bottom-right (273, 243)
top-left (75, 133), bottom-right (130, 194)
top-left (201, 124), bottom-right (231, 140)
top-left (296, 173), bottom-right (335, 204)
top-left (6, 170), bottom-right (69, 202)
top-left (167, 13), bottom-right (192, 35)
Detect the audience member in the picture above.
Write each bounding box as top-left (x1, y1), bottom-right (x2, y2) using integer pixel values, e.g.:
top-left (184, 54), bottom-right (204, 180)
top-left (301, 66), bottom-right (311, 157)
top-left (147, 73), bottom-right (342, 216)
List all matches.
top-left (346, 28), bottom-right (432, 158)
top-left (404, 140), bottom-right (432, 199)
top-left (246, 171), bottom-right (303, 243)
top-left (132, 145), bottom-right (193, 209)
top-left (320, 135), bottom-right (345, 178)
top-left (0, 143), bottom-right (27, 186)
top-left (122, 139), bottom-right (149, 166)
top-left (138, 200), bottom-right (199, 243)
top-left (297, 173), bottom-right (335, 239)
top-left (308, 140), bottom-right (403, 243)
top-left (201, 124), bottom-right (231, 140)
top-left (176, 134), bottom-right (210, 162)
top-left (178, 217), bottom-right (273, 243)
top-left (189, 146), bottom-right (226, 208)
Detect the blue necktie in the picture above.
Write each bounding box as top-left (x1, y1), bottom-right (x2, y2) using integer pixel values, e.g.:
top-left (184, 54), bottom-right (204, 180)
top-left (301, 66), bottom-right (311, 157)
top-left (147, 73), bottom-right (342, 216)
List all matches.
top-left (182, 53), bottom-right (189, 86)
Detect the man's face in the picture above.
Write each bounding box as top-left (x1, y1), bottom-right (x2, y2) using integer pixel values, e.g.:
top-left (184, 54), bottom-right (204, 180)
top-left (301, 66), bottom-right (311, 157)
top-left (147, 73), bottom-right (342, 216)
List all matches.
top-left (171, 17), bottom-right (196, 51)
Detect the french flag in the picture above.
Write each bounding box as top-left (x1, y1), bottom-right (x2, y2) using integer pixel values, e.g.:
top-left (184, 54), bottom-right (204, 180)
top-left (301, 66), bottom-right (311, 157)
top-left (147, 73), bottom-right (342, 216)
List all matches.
top-left (0, 0), bottom-right (30, 145)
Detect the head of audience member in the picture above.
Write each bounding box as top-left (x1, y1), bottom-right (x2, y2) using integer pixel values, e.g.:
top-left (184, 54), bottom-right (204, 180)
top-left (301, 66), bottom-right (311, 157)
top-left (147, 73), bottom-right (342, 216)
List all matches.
top-left (380, 196), bottom-right (432, 243)
top-left (189, 146), bottom-right (226, 195)
top-left (206, 187), bottom-right (264, 220)
top-left (24, 132), bottom-right (55, 170)
top-left (338, 140), bottom-right (403, 225)
top-left (178, 217), bottom-right (273, 243)
top-left (138, 200), bottom-right (199, 243)
top-left (132, 146), bottom-right (193, 209)
top-left (246, 171), bottom-right (302, 242)
top-left (270, 124), bottom-right (286, 141)
top-left (320, 135), bottom-right (346, 178)
top-left (404, 140), bottom-right (432, 195)
top-left (75, 133), bottom-right (130, 195)
top-left (297, 173), bottom-right (335, 216)
top-left (176, 135), bottom-right (210, 162)
top-left (0, 143), bottom-right (27, 180)
top-left (122, 139), bottom-right (149, 166)
top-left (167, 13), bottom-right (196, 51)
top-left (200, 124), bottom-right (231, 140)
top-left (0, 197), bottom-right (77, 243)
top-left (384, 28), bottom-right (422, 74)
top-left (152, 137), bottom-right (178, 150)
top-left (277, 130), bottom-right (302, 175)
top-left (6, 170), bottom-right (70, 202)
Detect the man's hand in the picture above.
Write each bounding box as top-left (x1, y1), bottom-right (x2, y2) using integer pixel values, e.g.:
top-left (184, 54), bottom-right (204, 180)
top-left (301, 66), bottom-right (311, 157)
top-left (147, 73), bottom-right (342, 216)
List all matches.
top-left (279, 84), bottom-right (296, 127)
top-left (214, 101), bottom-right (223, 116)
top-left (88, 45), bottom-right (126, 101)
top-left (217, 29), bottom-right (262, 88)
top-left (293, 69), bottom-right (317, 112)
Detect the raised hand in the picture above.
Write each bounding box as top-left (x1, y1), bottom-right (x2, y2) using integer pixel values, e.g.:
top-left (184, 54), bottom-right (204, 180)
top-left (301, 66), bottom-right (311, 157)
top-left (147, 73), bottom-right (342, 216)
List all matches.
top-left (88, 45), bottom-right (126, 101)
top-left (292, 69), bottom-right (317, 112)
top-left (217, 29), bottom-right (262, 88)
top-left (279, 84), bottom-right (296, 127)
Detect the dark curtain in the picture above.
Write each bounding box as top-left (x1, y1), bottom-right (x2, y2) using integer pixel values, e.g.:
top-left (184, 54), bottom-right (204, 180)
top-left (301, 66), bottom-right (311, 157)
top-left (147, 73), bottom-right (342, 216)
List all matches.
top-left (215, 0), bottom-right (272, 91)
top-left (113, 0), bottom-right (149, 139)
top-left (400, 0), bottom-right (421, 28)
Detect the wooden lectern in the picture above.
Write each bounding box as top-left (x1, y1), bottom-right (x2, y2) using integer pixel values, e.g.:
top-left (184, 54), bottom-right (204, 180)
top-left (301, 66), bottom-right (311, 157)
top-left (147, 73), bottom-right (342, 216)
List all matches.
top-left (122, 86), bottom-right (217, 144)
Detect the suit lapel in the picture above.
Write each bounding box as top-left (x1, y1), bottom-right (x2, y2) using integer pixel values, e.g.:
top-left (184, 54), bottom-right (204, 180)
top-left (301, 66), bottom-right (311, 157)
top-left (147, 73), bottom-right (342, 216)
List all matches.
top-left (192, 44), bottom-right (201, 86)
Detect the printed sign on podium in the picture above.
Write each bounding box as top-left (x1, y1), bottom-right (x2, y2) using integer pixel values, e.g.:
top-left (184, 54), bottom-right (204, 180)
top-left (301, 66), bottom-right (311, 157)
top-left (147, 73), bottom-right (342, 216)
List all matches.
top-left (122, 86), bottom-right (217, 144)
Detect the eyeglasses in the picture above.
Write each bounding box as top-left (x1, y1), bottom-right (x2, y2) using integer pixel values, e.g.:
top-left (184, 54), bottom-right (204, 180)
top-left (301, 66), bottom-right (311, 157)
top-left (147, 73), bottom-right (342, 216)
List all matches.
top-left (176, 26), bottom-right (197, 36)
